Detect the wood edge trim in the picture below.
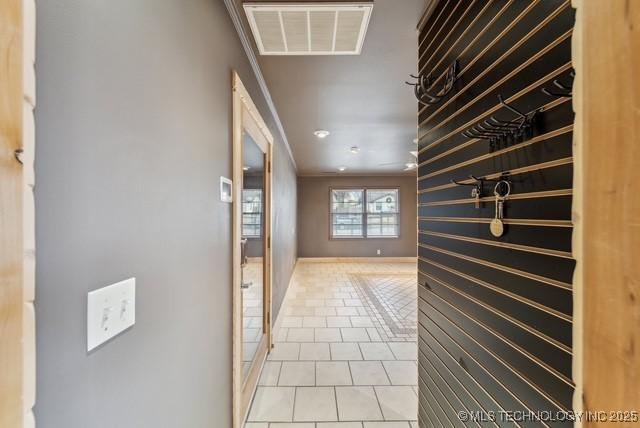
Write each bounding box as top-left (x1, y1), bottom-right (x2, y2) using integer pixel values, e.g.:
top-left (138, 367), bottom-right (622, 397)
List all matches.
top-left (419, 157), bottom-right (573, 193)
top-left (418, 0), bottom-right (471, 63)
top-left (418, 310), bottom-right (552, 415)
top-left (419, 63), bottom-right (573, 154)
top-left (418, 216), bottom-right (573, 228)
top-left (418, 253), bottom-right (573, 323)
top-left (419, 270), bottom-right (573, 355)
top-left (419, 230), bottom-right (573, 259)
top-left (419, 189), bottom-right (573, 207)
top-left (419, 125), bottom-right (573, 181)
top-left (418, 97), bottom-right (571, 167)
top-left (419, 243), bottom-right (573, 292)
top-left (423, 283), bottom-right (575, 388)
top-left (418, 0), bottom-right (542, 103)
top-left (418, 0), bottom-right (445, 36)
top-left (420, 296), bottom-right (573, 411)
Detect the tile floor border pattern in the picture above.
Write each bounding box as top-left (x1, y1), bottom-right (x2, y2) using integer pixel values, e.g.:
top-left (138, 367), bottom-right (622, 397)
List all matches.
top-left (245, 262), bottom-right (419, 428)
top-left (349, 274), bottom-right (417, 339)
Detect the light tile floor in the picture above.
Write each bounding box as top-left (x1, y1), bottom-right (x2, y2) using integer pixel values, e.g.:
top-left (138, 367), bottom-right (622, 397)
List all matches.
top-left (246, 261), bottom-right (418, 428)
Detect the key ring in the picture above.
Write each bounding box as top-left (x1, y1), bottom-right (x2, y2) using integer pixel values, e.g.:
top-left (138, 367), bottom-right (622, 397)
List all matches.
top-left (493, 180), bottom-right (511, 198)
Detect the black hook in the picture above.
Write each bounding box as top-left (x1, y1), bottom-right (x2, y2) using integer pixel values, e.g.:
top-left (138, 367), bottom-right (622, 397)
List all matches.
top-left (406, 60), bottom-right (459, 106)
top-left (14, 149), bottom-right (23, 164)
top-left (541, 73), bottom-right (574, 98)
top-left (498, 95), bottom-right (527, 119)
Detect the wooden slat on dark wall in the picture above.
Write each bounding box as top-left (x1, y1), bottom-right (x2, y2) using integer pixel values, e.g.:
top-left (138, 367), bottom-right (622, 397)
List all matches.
top-left (416, 1), bottom-right (575, 426)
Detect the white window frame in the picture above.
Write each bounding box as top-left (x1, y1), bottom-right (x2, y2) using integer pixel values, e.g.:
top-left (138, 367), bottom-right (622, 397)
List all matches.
top-left (242, 189), bottom-right (263, 238)
top-left (330, 187), bottom-right (400, 239)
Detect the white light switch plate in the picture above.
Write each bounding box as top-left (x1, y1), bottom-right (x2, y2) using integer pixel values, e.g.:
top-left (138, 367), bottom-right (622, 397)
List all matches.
top-left (87, 278), bottom-right (136, 351)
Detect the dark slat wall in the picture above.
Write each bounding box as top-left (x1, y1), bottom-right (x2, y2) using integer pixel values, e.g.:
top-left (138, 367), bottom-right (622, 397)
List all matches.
top-left (416, 1), bottom-right (575, 426)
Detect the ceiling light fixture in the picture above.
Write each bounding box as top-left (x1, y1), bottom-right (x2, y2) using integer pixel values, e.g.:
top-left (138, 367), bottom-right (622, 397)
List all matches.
top-left (350, 146), bottom-right (360, 154)
top-left (243, 166), bottom-right (250, 171)
top-left (410, 151), bottom-right (418, 158)
top-left (413, 138), bottom-right (419, 144)
top-left (338, 166), bottom-right (347, 172)
top-left (314, 130), bottom-right (330, 139)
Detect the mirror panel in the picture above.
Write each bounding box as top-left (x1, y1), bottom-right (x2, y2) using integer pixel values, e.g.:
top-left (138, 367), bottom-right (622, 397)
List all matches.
top-left (241, 131), bottom-right (266, 384)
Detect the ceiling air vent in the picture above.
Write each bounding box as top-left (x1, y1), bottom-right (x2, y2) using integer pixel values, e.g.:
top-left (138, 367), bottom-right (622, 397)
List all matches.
top-left (243, 2), bottom-right (374, 55)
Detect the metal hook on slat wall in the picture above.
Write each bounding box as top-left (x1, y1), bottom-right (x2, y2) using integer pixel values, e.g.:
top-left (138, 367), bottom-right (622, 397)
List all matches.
top-left (461, 95), bottom-right (540, 152)
top-left (450, 173), bottom-right (512, 209)
top-left (541, 70), bottom-right (574, 98)
top-left (405, 60), bottom-right (459, 106)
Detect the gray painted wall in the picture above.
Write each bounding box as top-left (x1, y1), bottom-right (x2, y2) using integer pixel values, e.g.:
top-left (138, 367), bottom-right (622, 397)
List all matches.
top-left (297, 176), bottom-right (417, 258)
top-left (35, 1), bottom-right (296, 427)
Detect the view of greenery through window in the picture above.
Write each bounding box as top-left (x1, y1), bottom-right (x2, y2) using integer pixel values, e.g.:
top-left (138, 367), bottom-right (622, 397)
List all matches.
top-left (331, 188), bottom-right (399, 238)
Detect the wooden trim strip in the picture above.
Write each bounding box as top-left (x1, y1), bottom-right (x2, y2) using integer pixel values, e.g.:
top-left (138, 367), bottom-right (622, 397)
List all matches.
top-left (418, 310), bottom-right (553, 422)
top-left (418, 98), bottom-right (571, 168)
top-left (417, 348), bottom-right (484, 428)
top-left (418, 0), bottom-right (477, 63)
top-left (419, 157), bottom-right (573, 193)
top-left (418, 345), bottom-right (498, 428)
top-left (419, 0), bottom-right (567, 116)
top-left (419, 63), bottom-right (573, 154)
top-left (419, 189), bottom-right (573, 207)
top-left (424, 282), bottom-right (575, 387)
top-left (419, 216), bottom-right (573, 228)
top-left (419, 0), bottom-right (451, 50)
top-left (419, 243), bottom-right (573, 292)
top-left (421, 297), bottom-right (571, 412)
top-left (419, 270), bottom-right (573, 355)
top-left (420, 29), bottom-right (572, 144)
top-left (418, 0), bottom-right (538, 91)
top-left (417, 370), bottom-right (459, 427)
top-left (418, 255), bottom-right (572, 323)
top-left (418, 330), bottom-right (514, 423)
top-left (417, 0), bottom-right (438, 32)
top-left (420, 0), bottom-right (496, 73)
top-left (419, 125), bottom-right (573, 180)
top-left (420, 230), bottom-right (574, 259)
top-left (416, 376), bottom-right (450, 428)
top-left (420, 29), bottom-right (572, 137)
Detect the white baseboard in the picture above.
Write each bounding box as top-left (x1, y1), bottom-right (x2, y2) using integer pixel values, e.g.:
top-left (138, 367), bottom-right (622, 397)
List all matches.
top-left (298, 257), bottom-right (417, 263)
top-left (271, 258), bottom-right (299, 335)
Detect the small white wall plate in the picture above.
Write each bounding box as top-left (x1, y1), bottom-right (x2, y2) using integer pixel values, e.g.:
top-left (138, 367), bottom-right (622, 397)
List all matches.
top-left (221, 177), bottom-right (233, 203)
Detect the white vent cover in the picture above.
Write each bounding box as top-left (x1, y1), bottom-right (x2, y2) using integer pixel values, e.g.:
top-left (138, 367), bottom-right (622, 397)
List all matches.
top-left (243, 2), bottom-right (374, 55)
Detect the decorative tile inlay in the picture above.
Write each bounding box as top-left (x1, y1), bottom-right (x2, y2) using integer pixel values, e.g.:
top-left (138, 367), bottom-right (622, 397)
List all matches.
top-left (349, 273), bottom-right (417, 341)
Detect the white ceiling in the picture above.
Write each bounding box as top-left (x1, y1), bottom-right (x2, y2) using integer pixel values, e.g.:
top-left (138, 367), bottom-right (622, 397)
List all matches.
top-left (239, 0), bottom-right (425, 175)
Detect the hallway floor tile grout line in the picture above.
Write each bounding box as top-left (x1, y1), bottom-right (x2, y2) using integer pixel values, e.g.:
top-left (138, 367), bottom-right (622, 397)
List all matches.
top-left (245, 261), bottom-right (419, 427)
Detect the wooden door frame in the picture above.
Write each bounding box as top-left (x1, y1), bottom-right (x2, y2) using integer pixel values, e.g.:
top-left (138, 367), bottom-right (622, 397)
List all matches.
top-left (1, 0), bottom-right (36, 427)
top-left (231, 71), bottom-right (273, 428)
top-left (572, 1), bottom-right (640, 424)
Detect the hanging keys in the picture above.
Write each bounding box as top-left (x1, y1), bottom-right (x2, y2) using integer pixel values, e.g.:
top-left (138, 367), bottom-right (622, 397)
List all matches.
top-left (490, 180), bottom-right (510, 237)
top-left (471, 185), bottom-right (481, 209)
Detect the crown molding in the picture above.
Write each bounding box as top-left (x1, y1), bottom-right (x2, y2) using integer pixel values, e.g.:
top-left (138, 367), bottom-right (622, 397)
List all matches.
top-left (223, 0), bottom-right (297, 170)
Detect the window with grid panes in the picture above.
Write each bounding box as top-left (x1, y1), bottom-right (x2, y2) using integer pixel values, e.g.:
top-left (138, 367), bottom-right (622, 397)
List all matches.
top-left (330, 188), bottom-right (399, 238)
top-left (242, 189), bottom-right (262, 238)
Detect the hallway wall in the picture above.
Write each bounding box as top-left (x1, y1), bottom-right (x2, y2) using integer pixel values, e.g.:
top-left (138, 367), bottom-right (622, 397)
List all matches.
top-left (297, 176), bottom-right (417, 258)
top-left (34, 1), bottom-right (296, 427)
top-left (416, 0), bottom-right (576, 425)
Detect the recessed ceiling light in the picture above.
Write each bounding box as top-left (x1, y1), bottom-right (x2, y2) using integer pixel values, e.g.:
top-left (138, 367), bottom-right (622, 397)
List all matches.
top-left (338, 166), bottom-right (347, 172)
top-left (243, 166), bottom-right (250, 171)
top-left (314, 130), bottom-right (330, 139)
top-left (350, 146), bottom-right (360, 154)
